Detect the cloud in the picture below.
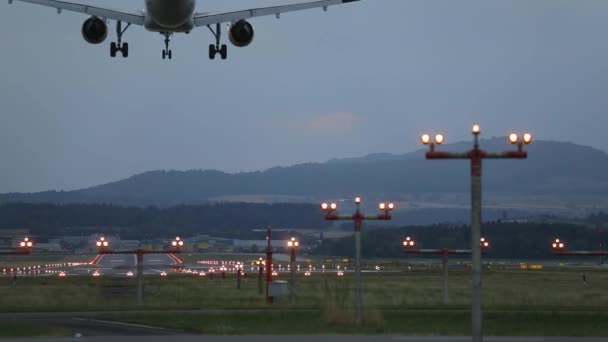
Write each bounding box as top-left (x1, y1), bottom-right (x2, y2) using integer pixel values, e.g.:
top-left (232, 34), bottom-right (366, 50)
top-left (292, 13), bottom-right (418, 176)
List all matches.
top-left (308, 113), bottom-right (356, 130)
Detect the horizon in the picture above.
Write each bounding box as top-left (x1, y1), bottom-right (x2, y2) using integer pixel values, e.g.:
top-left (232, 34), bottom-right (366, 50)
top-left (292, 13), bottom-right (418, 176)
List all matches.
top-left (2, 1), bottom-right (608, 193)
top-left (0, 136), bottom-right (604, 194)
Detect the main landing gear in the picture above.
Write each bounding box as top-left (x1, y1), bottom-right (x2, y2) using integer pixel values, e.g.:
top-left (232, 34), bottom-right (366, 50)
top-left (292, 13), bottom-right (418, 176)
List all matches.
top-left (207, 23), bottom-right (227, 60)
top-left (110, 21), bottom-right (130, 58)
top-left (162, 32), bottom-right (173, 60)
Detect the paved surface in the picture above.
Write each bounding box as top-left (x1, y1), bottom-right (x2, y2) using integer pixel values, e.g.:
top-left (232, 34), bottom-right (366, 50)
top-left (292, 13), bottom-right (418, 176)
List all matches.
top-left (3, 318), bottom-right (187, 337)
top-left (2, 253), bottom-right (186, 278)
top-left (4, 308), bottom-right (608, 320)
top-left (88, 253), bottom-right (179, 276)
top-left (3, 311), bottom-right (608, 340)
top-left (1, 335), bottom-right (607, 342)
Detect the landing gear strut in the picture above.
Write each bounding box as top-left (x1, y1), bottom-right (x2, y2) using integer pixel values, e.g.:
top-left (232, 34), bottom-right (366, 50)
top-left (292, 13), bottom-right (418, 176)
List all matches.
top-left (207, 23), bottom-right (227, 60)
top-left (110, 21), bottom-right (130, 58)
top-left (162, 32), bottom-right (173, 60)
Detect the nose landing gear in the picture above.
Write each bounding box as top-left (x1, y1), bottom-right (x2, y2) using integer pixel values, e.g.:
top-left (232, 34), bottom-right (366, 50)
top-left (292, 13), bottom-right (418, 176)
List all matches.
top-left (162, 32), bottom-right (173, 60)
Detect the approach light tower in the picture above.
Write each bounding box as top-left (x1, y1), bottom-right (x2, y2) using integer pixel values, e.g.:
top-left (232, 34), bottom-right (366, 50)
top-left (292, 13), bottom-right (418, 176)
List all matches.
top-left (94, 236), bottom-right (184, 305)
top-left (255, 257), bottom-right (265, 295)
top-left (403, 236), bottom-right (490, 305)
top-left (1, 237), bottom-right (34, 255)
top-left (287, 237), bottom-right (299, 305)
top-left (321, 197), bottom-right (394, 325)
top-left (552, 238), bottom-right (608, 257)
top-left (421, 124), bottom-right (532, 342)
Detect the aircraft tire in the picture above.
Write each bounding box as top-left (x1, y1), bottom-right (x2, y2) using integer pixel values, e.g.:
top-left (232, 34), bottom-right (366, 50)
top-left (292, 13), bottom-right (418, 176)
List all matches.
top-left (122, 43), bottom-right (129, 58)
top-left (110, 42), bottom-right (117, 58)
top-left (209, 44), bottom-right (216, 60)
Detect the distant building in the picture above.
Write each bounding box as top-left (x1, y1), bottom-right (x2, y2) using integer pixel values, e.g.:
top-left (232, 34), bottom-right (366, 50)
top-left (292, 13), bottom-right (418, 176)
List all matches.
top-left (121, 240), bottom-right (140, 249)
top-left (61, 236), bottom-right (92, 245)
top-left (33, 243), bottom-right (62, 252)
top-left (234, 240), bottom-right (285, 248)
top-left (498, 218), bottom-right (530, 224)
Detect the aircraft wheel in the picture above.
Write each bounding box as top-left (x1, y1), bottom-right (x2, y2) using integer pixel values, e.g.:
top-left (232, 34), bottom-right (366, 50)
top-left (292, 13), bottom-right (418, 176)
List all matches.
top-left (209, 44), bottom-right (216, 60)
top-left (220, 44), bottom-right (227, 60)
top-left (110, 42), bottom-right (117, 58)
top-left (122, 43), bottom-right (129, 58)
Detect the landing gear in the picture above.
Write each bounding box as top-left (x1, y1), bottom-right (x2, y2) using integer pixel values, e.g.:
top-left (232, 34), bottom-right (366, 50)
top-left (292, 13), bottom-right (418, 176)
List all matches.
top-left (207, 23), bottom-right (227, 60)
top-left (111, 21), bottom-right (130, 58)
top-left (162, 32), bottom-right (173, 60)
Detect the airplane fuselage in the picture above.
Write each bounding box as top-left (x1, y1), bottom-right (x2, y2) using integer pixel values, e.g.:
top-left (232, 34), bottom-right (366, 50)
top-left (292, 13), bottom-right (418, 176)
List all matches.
top-left (10, 0), bottom-right (361, 60)
top-left (144, 0), bottom-right (196, 32)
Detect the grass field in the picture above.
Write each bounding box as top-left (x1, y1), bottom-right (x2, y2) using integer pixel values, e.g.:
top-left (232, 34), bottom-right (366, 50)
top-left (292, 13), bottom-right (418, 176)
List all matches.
top-left (97, 311), bottom-right (608, 336)
top-left (0, 254), bottom-right (92, 268)
top-left (1, 267), bottom-right (608, 336)
top-left (0, 323), bottom-right (69, 337)
top-left (1, 268), bottom-right (607, 312)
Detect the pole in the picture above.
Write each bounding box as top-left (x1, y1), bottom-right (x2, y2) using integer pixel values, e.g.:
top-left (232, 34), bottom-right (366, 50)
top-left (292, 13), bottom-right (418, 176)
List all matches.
top-left (442, 251), bottom-right (449, 305)
top-left (354, 219), bottom-right (362, 325)
top-left (599, 228), bottom-right (604, 265)
top-left (423, 126), bottom-right (529, 342)
top-left (136, 252), bottom-right (144, 306)
top-left (237, 268), bottom-right (242, 290)
top-left (258, 264), bottom-right (263, 294)
top-left (290, 247), bottom-right (296, 304)
top-left (322, 199), bottom-right (391, 325)
top-left (266, 227), bottom-right (273, 304)
top-left (471, 152), bottom-right (483, 342)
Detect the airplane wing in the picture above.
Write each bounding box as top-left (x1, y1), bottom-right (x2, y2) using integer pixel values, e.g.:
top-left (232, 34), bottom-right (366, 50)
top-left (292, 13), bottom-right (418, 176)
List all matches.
top-left (10, 0), bottom-right (145, 25)
top-left (194, 0), bottom-right (361, 27)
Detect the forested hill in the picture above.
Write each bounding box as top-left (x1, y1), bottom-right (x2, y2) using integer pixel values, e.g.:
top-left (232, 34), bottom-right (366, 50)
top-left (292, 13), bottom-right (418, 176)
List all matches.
top-left (1, 138), bottom-right (607, 207)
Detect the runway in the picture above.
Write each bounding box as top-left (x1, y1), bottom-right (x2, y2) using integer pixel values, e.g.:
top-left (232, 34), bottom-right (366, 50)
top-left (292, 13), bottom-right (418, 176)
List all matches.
top-left (0, 335), bottom-right (606, 342)
top-left (86, 253), bottom-right (180, 276)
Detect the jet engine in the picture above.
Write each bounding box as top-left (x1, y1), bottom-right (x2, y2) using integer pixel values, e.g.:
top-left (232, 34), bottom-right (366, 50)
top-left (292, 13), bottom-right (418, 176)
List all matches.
top-left (229, 20), bottom-right (254, 47)
top-left (81, 16), bottom-right (108, 45)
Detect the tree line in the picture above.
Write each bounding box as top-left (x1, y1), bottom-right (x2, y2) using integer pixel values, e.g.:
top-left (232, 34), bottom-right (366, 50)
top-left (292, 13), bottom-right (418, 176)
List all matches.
top-left (313, 221), bottom-right (607, 260)
top-left (0, 203), bottom-right (329, 240)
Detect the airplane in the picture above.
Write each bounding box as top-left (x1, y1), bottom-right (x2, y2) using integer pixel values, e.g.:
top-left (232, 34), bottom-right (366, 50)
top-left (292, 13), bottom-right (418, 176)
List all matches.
top-left (7, 0), bottom-right (362, 60)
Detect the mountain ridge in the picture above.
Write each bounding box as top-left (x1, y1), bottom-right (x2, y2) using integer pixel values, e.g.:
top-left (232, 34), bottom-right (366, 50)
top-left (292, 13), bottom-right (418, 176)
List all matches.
top-left (1, 138), bottom-right (607, 208)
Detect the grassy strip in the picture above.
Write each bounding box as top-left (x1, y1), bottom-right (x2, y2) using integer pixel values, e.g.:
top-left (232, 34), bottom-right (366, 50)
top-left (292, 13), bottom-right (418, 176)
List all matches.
top-left (97, 310), bottom-right (608, 336)
top-left (1, 269), bottom-right (607, 312)
top-left (0, 323), bottom-right (70, 337)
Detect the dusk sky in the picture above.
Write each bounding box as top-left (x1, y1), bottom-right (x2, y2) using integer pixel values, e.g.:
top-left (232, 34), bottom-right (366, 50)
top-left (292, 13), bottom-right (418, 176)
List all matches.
top-left (0, 0), bottom-right (607, 193)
